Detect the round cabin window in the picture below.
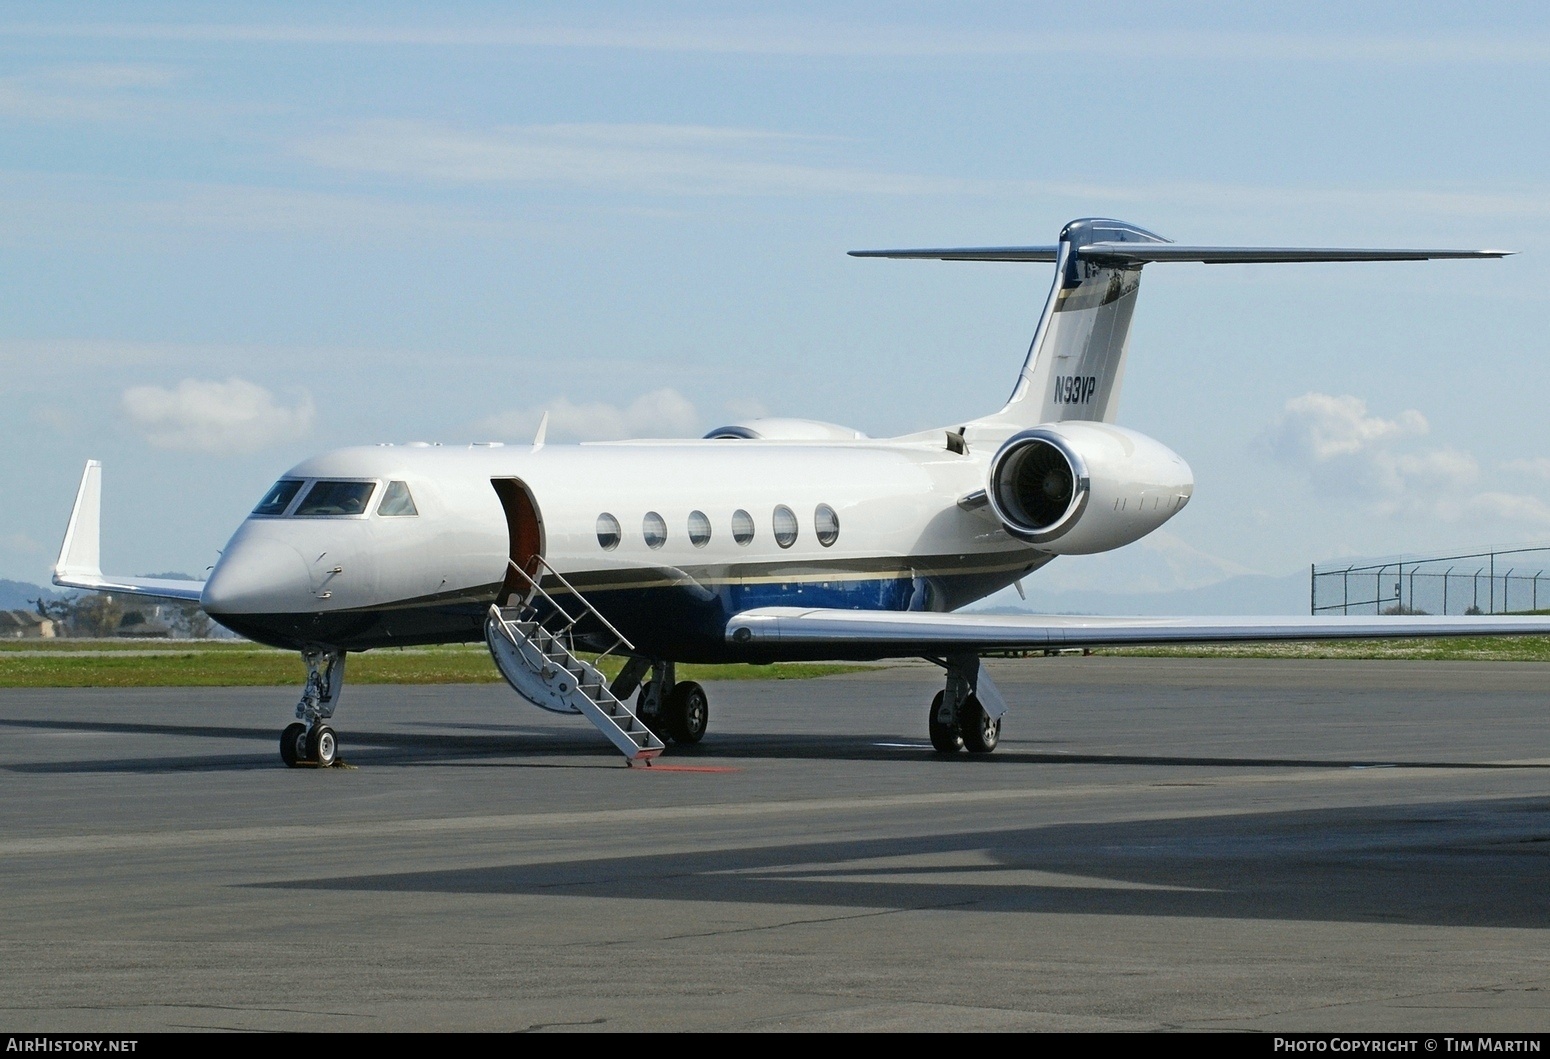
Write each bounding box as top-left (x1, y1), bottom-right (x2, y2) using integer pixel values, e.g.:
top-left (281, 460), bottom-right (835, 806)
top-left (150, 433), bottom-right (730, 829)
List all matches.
top-left (596, 513), bottom-right (621, 551)
top-left (814, 504), bottom-right (839, 547)
top-left (688, 510), bottom-right (712, 548)
top-left (643, 511), bottom-right (667, 550)
top-left (731, 509), bottom-right (755, 546)
top-left (772, 505), bottom-right (798, 549)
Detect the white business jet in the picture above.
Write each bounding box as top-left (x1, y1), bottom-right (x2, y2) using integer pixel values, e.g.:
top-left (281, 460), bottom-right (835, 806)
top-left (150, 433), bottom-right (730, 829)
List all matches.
top-left (52, 218), bottom-right (1550, 767)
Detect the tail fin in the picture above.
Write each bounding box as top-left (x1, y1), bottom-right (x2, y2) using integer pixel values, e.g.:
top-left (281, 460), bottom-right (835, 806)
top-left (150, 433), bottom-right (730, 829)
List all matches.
top-left (850, 219), bottom-right (1509, 433)
top-left (995, 218), bottom-right (1161, 426)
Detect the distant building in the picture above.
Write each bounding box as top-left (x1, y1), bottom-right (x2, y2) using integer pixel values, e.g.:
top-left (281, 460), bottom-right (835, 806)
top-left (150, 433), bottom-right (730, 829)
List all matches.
top-left (116, 606), bottom-right (175, 639)
top-left (0, 610), bottom-right (59, 638)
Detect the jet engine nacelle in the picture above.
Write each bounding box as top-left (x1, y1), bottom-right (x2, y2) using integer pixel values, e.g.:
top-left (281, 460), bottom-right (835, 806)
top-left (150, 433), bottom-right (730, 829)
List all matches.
top-left (987, 423), bottom-right (1194, 554)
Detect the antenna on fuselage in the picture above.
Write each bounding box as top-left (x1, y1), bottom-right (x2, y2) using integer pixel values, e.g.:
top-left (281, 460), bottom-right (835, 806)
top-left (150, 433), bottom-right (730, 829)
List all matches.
top-left (531, 412), bottom-right (549, 453)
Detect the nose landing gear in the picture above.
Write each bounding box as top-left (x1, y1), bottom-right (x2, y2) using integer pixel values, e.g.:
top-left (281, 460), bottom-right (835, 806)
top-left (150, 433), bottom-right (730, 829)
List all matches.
top-left (279, 647), bottom-right (346, 767)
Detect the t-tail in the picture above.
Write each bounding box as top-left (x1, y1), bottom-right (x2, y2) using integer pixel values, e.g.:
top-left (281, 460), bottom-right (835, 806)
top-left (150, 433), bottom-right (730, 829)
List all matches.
top-left (851, 218), bottom-right (1510, 433)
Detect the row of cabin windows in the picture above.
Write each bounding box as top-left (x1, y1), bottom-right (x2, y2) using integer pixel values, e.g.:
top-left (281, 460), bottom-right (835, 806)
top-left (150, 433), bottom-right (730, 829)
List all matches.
top-left (252, 478), bottom-right (418, 518)
top-left (597, 504), bottom-right (839, 551)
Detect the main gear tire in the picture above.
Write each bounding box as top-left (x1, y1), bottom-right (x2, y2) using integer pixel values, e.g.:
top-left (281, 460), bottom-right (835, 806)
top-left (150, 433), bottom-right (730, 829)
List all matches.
top-left (280, 722), bottom-right (308, 767)
top-left (666, 680), bottom-right (709, 745)
top-left (927, 690), bottom-right (963, 754)
top-left (961, 695), bottom-right (1000, 754)
top-left (306, 724), bottom-right (339, 767)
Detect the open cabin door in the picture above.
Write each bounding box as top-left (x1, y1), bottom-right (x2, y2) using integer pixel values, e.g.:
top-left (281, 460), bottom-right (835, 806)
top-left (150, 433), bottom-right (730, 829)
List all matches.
top-left (491, 478), bottom-right (545, 606)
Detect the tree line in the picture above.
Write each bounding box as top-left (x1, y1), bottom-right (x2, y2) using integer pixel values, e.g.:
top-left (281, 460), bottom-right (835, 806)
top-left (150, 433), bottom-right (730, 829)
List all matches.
top-left (31, 594), bottom-right (218, 639)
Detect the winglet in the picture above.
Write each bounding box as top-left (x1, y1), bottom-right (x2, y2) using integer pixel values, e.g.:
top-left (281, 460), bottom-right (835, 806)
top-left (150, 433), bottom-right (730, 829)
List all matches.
top-left (532, 411), bottom-right (549, 453)
top-left (55, 459), bottom-right (103, 583)
top-left (51, 460), bottom-right (206, 601)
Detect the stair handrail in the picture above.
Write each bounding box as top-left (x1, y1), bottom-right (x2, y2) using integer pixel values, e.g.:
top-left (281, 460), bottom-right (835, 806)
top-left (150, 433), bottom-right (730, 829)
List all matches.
top-left (505, 557), bottom-right (636, 661)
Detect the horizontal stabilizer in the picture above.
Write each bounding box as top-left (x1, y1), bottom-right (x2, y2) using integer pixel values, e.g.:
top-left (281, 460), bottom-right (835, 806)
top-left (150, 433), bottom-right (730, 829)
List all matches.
top-left (726, 607), bottom-right (1550, 654)
top-left (849, 246), bottom-right (1060, 262)
top-left (854, 217), bottom-right (1512, 433)
top-left (52, 460), bottom-right (205, 603)
top-left (1080, 244), bottom-right (1512, 264)
top-left (849, 244), bottom-right (1510, 264)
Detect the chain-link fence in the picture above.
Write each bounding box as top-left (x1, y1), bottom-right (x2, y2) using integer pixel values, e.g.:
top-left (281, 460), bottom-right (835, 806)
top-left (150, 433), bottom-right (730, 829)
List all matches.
top-left (1311, 545), bottom-right (1550, 616)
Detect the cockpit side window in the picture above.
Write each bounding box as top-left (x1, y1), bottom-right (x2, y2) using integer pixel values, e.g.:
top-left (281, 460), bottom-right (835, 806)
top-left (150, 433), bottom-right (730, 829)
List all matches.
top-left (252, 479), bottom-right (304, 517)
top-left (293, 480), bottom-right (377, 517)
top-left (377, 481), bottom-right (419, 517)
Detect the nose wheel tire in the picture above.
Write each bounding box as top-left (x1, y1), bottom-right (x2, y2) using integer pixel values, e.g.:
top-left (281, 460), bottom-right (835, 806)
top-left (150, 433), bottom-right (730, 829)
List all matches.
top-left (961, 695), bottom-right (1000, 754)
top-left (927, 691), bottom-right (963, 754)
top-left (306, 724), bottom-right (339, 767)
top-left (666, 680), bottom-right (709, 744)
top-left (280, 722), bottom-right (308, 767)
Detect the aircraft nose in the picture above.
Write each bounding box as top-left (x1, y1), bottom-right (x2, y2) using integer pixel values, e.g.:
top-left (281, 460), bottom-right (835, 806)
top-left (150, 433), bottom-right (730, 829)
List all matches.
top-left (201, 536), bottom-right (312, 614)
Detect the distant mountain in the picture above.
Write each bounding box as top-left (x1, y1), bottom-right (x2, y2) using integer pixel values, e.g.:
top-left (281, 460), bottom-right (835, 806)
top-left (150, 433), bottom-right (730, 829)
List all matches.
top-left (0, 580), bottom-right (63, 612)
top-left (967, 571), bottom-right (1311, 617)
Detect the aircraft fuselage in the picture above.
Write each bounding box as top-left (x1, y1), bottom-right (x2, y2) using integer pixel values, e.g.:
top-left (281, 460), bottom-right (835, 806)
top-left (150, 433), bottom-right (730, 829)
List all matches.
top-left (200, 433), bottom-right (1177, 661)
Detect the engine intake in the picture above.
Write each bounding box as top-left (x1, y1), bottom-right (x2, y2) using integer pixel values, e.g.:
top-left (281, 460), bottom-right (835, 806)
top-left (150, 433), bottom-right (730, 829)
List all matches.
top-left (987, 429), bottom-right (1091, 543)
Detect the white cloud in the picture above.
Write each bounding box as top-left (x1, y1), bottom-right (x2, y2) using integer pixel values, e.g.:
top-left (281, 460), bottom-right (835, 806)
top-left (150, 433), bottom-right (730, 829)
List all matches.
top-left (297, 120), bottom-right (977, 197)
top-left (478, 388), bottom-right (699, 443)
top-left (1466, 492), bottom-right (1550, 528)
top-left (122, 377), bottom-right (314, 453)
top-left (0, 63), bottom-right (178, 123)
top-left (1, 533), bottom-right (41, 555)
top-left (721, 398), bottom-right (770, 422)
top-left (1502, 457), bottom-right (1550, 482)
top-left (9, 21), bottom-right (1550, 64)
top-left (1261, 391), bottom-right (1550, 532)
top-left (31, 406), bottom-right (72, 432)
top-left (1267, 392), bottom-right (1428, 462)
top-left (1264, 392), bottom-right (1468, 504)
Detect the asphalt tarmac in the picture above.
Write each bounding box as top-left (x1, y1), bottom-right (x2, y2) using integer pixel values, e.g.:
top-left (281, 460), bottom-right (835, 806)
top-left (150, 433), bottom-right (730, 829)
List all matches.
top-left (2, 656), bottom-right (1548, 1032)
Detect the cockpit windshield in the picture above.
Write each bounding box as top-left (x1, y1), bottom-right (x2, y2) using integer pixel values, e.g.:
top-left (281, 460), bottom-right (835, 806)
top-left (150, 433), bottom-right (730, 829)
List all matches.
top-left (252, 479), bottom-right (304, 516)
top-left (293, 480), bottom-right (377, 517)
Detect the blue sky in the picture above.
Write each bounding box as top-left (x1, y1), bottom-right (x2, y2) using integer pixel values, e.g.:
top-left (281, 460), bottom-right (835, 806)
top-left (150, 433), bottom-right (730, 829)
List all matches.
top-left (4, 2), bottom-right (1550, 598)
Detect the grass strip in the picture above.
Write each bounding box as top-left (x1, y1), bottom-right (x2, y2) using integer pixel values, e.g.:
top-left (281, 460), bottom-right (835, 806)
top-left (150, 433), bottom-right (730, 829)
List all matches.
top-left (0, 642), bottom-right (874, 688)
top-left (7, 634), bottom-right (1550, 689)
top-left (1094, 636), bottom-right (1550, 662)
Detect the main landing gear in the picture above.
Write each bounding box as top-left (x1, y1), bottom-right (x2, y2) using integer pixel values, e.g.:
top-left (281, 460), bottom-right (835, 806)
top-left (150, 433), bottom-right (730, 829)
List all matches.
top-left (612, 657), bottom-right (709, 745)
top-left (280, 647), bottom-right (345, 767)
top-left (926, 654), bottom-right (1005, 756)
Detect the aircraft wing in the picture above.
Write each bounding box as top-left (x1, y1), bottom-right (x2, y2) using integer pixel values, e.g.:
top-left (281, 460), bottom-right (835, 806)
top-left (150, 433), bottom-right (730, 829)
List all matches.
top-left (725, 607), bottom-right (1550, 654)
top-left (52, 461), bottom-right (206, 603)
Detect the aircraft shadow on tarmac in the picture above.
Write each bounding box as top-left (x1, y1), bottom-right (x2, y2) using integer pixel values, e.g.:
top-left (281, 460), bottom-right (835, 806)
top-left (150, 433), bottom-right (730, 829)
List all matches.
top-left (2, 715), bottom-right (1547, 774)
top-left (248, 798), bottom-right (1550, 930)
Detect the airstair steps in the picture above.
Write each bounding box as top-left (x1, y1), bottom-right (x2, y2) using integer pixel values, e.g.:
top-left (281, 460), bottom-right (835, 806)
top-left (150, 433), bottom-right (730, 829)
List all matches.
top-left (483, 559), bottom-right (663, 764)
